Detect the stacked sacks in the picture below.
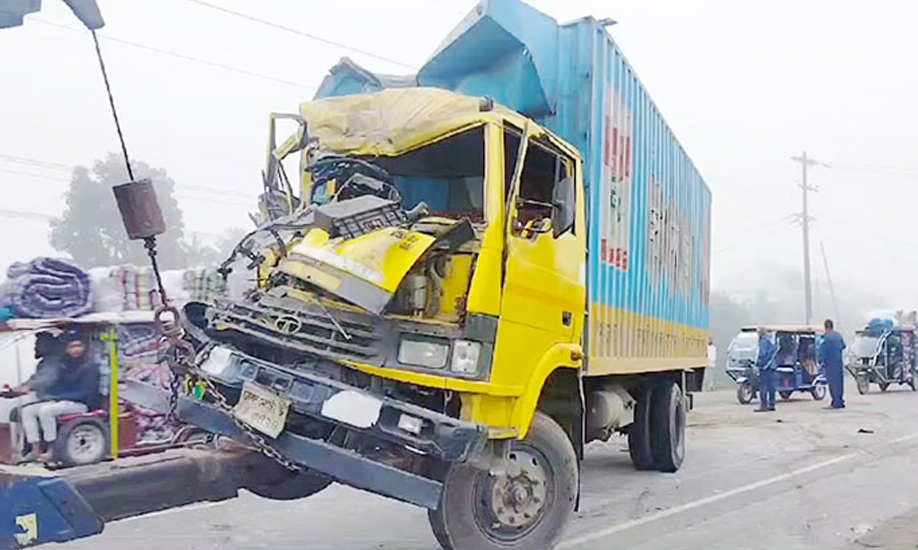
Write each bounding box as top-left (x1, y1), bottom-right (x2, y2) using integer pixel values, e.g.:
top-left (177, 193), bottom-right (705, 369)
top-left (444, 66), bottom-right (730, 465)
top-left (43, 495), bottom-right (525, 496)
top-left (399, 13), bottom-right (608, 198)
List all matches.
top-left (87, 265), bottom-right (225, 312)
top-left (0, 257), bottom-right (92, 319)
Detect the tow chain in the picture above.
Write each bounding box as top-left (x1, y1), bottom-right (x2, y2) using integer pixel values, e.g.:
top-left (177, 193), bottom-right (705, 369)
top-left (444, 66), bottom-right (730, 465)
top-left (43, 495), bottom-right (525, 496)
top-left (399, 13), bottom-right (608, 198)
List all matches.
top-left (146, 240), bottom-right (301, 473)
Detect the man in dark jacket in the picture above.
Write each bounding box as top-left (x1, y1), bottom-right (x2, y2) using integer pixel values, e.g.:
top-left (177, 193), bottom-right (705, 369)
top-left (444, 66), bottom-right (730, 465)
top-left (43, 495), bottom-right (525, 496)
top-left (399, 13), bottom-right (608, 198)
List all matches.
top-left (755, 328), bottom-right (777, 412)
top-left (20, 330), bottom-right (101, 461)
top-left (819, 319), bottom-right (847, 409)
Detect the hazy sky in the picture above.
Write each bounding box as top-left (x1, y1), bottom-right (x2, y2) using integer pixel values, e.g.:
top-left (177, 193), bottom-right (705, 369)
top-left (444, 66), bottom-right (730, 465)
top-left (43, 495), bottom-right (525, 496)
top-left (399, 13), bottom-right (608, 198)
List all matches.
top-left (2, 0), bottom-right (917, 312)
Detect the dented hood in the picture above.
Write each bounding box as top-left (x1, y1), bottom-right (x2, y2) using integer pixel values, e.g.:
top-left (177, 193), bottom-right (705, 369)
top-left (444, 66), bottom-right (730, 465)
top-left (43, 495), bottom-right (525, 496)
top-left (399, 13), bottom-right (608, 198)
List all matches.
top-left (278, 227), bottom-right (436, 314)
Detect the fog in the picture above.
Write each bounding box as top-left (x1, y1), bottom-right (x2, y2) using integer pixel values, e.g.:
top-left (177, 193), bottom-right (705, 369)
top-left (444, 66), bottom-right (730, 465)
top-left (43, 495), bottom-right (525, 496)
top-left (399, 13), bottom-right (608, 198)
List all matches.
top-left (2, 0), bottom-right (917, 327)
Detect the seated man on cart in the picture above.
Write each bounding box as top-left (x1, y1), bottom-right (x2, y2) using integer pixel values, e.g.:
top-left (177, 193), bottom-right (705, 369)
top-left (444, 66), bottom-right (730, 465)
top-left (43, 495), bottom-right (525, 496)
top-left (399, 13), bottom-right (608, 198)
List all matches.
top-left (18, 329), bottom-right (102, 462)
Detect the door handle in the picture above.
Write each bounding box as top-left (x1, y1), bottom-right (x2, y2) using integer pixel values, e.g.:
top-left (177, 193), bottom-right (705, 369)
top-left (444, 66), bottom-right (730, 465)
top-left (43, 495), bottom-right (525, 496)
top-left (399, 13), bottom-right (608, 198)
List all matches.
top-left (562, 311), bottom-right (572, 327)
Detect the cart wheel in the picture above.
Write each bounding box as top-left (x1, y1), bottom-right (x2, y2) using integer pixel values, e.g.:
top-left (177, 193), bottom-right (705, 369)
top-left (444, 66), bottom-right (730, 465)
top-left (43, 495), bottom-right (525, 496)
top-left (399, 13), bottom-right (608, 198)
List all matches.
top-left (736, 384), bottom-right (754, 405)
top-left (811, 385), bottom-right (827, 401)
top-left (54, 418), bottom-right (109, 467)
top-left (856, 375), bottom-right (870, 395)
top-left (879, 381), bottom-right (890, 392)
top-left (779, 391), bottom-right (793, 401)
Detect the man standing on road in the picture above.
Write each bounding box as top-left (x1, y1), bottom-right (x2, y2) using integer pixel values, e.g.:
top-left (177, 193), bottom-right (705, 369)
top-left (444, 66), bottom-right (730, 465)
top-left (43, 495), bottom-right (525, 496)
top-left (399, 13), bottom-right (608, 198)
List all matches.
top-left (820, 319), bottom-right (847, 409)
top-left (755, 328), bottom-right (777, 412)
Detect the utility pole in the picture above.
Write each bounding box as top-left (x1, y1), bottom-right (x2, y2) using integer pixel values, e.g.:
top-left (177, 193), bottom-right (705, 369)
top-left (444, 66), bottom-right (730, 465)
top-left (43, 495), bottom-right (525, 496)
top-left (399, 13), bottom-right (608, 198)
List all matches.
top-left (820, 242), bottom-right (840, 329)
top-left (791, 152), bottom-right (823, 325)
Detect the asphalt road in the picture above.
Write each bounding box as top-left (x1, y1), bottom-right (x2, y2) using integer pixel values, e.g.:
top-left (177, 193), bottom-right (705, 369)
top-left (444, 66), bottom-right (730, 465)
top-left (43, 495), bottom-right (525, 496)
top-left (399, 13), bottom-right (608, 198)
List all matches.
top-left (60, 379), bottom-right (918, 550)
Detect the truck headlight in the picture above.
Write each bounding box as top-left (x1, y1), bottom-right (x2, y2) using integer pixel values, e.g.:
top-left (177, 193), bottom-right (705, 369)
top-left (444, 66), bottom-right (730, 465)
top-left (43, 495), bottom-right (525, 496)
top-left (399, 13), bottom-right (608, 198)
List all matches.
top-left (450, 340), bottom-right (481, 375)
top-left (398, 337), bottom-right (449, 369)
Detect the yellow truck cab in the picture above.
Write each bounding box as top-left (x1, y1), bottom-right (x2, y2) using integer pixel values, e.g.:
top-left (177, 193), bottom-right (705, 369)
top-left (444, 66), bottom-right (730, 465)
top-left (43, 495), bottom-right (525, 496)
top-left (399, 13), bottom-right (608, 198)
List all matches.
top-left (179, 2), bottom-right (711, 549)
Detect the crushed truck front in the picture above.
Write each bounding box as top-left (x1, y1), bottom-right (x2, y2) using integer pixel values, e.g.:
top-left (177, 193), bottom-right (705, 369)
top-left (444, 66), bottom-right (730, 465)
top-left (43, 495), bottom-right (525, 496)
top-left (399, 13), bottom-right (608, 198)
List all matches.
top-left (181, 89), bottom-right (587, 537)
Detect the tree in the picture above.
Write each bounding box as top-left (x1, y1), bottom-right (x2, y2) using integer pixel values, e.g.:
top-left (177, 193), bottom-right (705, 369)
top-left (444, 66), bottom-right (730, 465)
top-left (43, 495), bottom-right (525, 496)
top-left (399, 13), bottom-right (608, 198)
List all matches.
top-left (183, 227), bottom-right (248, 268)
top-left (51, 154), bottom-right (189, 269)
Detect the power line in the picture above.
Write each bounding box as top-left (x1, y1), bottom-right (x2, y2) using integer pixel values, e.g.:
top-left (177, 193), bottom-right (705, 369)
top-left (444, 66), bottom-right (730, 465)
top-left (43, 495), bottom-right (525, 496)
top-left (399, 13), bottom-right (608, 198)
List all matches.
top-left (0, 207), bottom-right (229, 240)
top-left (0, 154), bottom-right (71, 170)
top-left (31, 18), bottom-right (316, 91)
top-left (0, 168), bottom-right (252, 208)
top-left (0, 154), bottom-right (254, 200)
top-left (185, 0), bottom-right (416, 70)
top-left (0, 168), bottom-right (69, 182)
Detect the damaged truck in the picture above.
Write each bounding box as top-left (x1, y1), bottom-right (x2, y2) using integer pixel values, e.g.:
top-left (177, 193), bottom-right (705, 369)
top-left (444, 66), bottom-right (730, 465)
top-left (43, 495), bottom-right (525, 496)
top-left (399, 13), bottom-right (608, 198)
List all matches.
top-left (174, 1), bottom-right (711, 548)
top-left (1, 1), bottom-right (711, 549)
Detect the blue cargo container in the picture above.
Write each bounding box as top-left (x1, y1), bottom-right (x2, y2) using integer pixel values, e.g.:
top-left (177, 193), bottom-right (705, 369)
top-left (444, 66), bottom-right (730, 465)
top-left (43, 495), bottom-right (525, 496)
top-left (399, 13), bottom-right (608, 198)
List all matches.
top-left (316, 0), bottom-right (712, 375)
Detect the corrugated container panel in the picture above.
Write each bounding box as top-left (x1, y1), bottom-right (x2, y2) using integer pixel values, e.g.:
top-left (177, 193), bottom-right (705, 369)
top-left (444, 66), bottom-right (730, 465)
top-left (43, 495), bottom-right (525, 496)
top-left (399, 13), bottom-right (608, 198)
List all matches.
top-left (552, 18), bottom-right (712, 374)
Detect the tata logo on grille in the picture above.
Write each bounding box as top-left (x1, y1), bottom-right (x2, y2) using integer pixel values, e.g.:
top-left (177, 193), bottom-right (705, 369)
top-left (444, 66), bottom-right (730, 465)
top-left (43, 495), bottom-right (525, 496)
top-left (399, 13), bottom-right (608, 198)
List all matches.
top-left (274, 316), bottom-right (302, 334)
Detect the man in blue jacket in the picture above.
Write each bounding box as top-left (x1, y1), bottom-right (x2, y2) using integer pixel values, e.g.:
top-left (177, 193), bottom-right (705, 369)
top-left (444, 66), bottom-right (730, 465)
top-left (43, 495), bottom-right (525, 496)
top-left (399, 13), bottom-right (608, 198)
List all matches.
top-left (755, 328), bottom-right (777, 412)
top-left (20, 330), bottom-right (101, 461)
top-left (819, 319), bottom-right (847, 409)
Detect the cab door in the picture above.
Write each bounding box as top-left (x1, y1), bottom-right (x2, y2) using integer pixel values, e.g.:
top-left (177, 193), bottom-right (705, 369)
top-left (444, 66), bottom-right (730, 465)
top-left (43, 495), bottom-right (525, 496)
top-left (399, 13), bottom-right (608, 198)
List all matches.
top-left (490, 124), bottom-right (586, 386)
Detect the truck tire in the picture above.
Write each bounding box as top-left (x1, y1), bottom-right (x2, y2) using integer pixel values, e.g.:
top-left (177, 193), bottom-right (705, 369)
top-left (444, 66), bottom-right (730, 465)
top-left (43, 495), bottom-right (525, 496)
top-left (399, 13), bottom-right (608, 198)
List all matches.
top-left (649, 381), bottom-right (686, 473)
top-left (54, 418), bottom-right (109, 467)
top-left (246, 466), bottom-right (333, 501)
top-left (428, 411), bottom-right (577, 550)
top-left (628, 386), bottom-right (656, 471)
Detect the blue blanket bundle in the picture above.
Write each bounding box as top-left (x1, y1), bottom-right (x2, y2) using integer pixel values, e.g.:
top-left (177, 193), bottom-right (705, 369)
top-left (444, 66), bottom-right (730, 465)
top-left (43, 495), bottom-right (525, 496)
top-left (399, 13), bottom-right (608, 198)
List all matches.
top-left (0, 257), bottom-right (92, 319)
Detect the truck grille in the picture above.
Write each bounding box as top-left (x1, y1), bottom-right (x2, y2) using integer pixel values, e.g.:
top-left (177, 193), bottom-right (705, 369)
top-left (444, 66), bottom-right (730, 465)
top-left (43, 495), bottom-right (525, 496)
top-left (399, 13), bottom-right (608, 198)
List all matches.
top-left (207, 297), bottom-right (383, 364)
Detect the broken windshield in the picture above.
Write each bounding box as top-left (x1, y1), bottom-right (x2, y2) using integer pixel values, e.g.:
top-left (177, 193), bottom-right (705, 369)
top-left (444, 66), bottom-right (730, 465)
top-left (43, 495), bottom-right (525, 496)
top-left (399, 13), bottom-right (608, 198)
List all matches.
top-left (310, 126), bottom-right (486, 223)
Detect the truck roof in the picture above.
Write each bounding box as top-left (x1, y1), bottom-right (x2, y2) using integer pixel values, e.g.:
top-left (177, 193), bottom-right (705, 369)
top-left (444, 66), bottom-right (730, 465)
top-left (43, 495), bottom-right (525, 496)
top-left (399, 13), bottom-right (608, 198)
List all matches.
top-left (298, 87), bottom-right (579, 159)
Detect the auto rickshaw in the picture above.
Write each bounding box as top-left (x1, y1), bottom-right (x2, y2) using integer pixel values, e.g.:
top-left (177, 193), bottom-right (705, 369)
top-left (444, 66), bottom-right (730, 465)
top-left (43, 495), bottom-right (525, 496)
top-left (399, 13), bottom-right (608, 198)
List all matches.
top-left (726, 325), bottom-right (827, 404)
top-left (846, 325), bottom-right (917, 394)
top-left (0, 311), bottom-right (209, 467)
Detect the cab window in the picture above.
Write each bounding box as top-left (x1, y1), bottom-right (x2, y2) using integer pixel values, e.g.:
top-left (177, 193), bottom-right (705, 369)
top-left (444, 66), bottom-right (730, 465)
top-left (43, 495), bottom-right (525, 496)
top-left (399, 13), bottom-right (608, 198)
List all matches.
top-left (504, 127), bottom-right (575, 238)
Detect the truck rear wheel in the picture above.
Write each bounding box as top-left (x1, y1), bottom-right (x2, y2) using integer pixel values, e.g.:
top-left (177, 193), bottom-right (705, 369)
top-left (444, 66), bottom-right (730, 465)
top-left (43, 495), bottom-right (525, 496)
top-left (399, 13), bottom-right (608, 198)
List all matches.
top-left (428, 411), bottom-right (577, 550)
top-left (628, 386), bottom-right (656, 471)
top-left (649, 381), bottom-right (686, 473)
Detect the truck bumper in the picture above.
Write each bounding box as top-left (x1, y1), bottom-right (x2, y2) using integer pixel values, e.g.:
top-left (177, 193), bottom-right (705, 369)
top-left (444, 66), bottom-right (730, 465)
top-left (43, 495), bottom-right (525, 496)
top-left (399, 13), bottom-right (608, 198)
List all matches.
top-left (123, 357), bottom-right (487, 510)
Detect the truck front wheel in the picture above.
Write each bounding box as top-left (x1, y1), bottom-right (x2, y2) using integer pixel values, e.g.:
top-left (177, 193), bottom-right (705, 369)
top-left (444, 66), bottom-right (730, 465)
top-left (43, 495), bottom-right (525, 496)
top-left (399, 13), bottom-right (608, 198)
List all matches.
top-left (428, 412), bottom-right (577, 550)
top-left (649, 381), bottom-right (686, 473)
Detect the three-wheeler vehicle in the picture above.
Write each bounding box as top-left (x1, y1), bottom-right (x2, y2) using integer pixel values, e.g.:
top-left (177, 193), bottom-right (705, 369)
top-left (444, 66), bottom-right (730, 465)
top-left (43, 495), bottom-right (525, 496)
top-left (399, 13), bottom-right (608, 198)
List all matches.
top-left (847, 326), bottom-right (917, 394)
top-left (727, 326), bottom-right (827, 404)
top-left (0, 312), bottom-right (208, 467)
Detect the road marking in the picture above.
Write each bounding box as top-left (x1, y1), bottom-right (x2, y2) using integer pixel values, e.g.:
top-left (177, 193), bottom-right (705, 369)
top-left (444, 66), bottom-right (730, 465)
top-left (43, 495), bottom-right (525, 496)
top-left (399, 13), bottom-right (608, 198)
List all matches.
top-left (558, 453), bottom-right (856, 548)
top-left (890, 432), bottom-right (918, 444)
top-left (118, 501), bottom-right (224, 523)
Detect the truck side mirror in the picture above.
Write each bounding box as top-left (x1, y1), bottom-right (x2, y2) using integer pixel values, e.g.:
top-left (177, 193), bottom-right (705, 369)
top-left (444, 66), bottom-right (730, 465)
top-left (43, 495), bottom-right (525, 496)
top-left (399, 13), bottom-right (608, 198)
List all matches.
top-left (551, 176), bottom-right (575, 238)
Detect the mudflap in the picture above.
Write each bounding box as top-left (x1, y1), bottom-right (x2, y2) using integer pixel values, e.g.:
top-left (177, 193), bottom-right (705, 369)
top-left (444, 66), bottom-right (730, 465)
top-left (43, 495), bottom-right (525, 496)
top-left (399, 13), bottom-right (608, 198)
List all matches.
top-left (1, 468), bottom-right (102, 549)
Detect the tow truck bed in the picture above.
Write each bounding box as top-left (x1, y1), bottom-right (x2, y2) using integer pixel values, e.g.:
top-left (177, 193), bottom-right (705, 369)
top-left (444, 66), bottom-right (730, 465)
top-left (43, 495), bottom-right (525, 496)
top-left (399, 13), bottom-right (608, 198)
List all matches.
top-left (1, 447), bottom-right (260, 549)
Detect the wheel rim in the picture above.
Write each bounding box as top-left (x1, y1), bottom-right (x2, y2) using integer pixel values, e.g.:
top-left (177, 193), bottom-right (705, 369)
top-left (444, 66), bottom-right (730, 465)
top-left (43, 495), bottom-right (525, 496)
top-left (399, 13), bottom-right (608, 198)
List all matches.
top-left (813, 385), bottom-right (826, 399)
top-left (472, 447), bottom-right (552, 543)
top-left (66, 425), bottom-right (106, 464)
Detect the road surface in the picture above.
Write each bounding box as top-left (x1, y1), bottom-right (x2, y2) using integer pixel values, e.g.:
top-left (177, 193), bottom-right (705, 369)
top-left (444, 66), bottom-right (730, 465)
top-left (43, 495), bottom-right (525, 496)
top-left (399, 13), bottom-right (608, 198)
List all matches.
top-left (61, 380), bottom-right (918, 550)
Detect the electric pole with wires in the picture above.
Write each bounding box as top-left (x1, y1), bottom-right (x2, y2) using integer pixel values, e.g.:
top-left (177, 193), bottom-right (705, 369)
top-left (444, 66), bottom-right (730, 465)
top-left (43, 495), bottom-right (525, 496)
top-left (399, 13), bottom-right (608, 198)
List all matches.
top-left (790, 152), bottom-right (827, 325)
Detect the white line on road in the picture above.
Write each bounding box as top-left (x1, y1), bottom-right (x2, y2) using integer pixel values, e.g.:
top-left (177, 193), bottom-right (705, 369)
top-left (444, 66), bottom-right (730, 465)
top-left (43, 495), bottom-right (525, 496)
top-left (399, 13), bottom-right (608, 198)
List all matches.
top-left (558, 453), bottom-right (856, 549)
top-left (561, 429), bottom-right (918, 548)
top-left (118, 501), bottom-right (225, 523)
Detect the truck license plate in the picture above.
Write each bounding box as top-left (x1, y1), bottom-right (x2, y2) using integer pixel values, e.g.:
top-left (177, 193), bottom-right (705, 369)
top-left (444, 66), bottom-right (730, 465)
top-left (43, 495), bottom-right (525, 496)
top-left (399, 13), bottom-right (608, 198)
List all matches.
top-left (233, 382), bottom-right (290, 439)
